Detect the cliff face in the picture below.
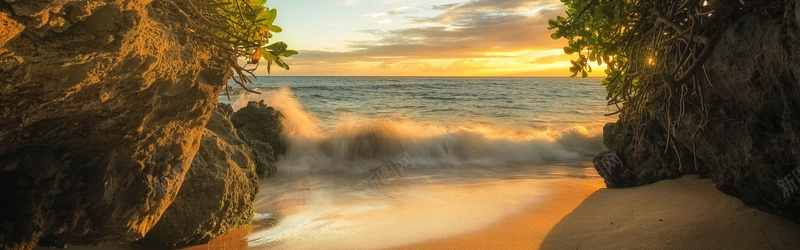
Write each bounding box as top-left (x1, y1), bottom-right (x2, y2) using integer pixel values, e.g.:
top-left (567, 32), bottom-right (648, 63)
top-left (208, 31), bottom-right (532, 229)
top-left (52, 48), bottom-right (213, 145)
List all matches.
top-left (671, 11), bottom-right (800, 222)
top-left (0, 0), bottom-right (227, 248)
top-left (599, 2), bottom-right (800, 222)
top-left (140, 102), bottom-right (283, 247)
top-left (140, 104), bottom-right (260, 248)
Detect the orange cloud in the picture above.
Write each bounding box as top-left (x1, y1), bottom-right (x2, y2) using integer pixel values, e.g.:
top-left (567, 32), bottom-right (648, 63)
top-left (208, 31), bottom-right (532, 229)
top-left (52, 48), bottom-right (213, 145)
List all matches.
top-left (261, 0), bottom-right (578, 76)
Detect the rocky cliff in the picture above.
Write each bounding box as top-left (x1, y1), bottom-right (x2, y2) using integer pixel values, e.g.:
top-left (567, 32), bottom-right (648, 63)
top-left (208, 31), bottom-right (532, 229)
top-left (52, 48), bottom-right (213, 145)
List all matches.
top-left (598, 1), bottom-right (800, 222)
top-left (140, 104), bottom-right (272, 248)
top-left (0, 0), bottom-right (228, 248)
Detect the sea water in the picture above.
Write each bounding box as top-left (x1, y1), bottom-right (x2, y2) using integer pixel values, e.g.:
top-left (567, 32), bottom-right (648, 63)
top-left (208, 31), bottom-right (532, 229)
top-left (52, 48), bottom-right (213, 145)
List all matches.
top-left (220, 77), bottom-right (615, 249)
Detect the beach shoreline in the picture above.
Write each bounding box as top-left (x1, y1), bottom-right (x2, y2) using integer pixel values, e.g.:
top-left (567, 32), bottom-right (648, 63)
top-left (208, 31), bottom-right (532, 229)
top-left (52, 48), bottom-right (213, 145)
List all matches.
top-left (393, 173), bottom-right (605, 249)
top-left (398, 175), bottom-right (800, 249)
top-left (43, 174), bottom-right (800, 249)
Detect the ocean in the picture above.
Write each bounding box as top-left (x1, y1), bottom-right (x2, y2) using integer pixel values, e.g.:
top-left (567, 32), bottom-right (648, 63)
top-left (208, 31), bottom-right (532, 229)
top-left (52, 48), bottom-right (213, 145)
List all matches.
top-left (220, 76), bottom-right (616, 248)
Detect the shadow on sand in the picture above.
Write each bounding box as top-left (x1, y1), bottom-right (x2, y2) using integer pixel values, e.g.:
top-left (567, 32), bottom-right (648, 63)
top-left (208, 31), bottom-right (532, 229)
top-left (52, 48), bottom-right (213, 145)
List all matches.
top-left (540, 176), bottom-right (800, 249)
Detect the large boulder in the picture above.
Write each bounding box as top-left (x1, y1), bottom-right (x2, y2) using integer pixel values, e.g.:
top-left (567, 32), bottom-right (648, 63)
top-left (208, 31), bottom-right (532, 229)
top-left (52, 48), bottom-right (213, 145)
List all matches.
top-left (595, 120), bottom-right (703, 188)
top-left (668, 12), bottom-right (800, 222)
top-left (597, 6), bottom-right (800, 222)
top-left (247, 138), bottom-right (278, 178)
top-left (140, 104), bottom-right (259, 248)
top-left (231, 100), bottom-right (286, 160)
top-left (0, 0), bottom-right (227, 248)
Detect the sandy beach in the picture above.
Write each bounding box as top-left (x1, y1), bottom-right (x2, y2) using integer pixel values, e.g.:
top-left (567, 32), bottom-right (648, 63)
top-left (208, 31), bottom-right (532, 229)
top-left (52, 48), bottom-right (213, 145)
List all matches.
top-left (400, 175), bottom-right (800, 249)
top-left (49, 174), bottom-right (800, 250)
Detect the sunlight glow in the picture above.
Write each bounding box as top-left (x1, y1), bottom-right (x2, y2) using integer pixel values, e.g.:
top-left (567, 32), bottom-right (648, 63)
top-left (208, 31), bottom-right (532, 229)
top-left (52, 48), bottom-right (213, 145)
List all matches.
top-left (266, 0), bottom-right (572, 76)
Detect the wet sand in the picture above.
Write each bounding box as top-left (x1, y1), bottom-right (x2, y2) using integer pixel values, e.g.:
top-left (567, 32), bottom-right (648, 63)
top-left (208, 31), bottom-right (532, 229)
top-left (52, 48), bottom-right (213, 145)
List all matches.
top-left (47, 174), bottom-right (800, 249)
top-left (247, 176), bottom-right (562, 249)
top-left (400, 175), bottom-right (800, 249)
top-left (395, 173), bottom-right (605, 249)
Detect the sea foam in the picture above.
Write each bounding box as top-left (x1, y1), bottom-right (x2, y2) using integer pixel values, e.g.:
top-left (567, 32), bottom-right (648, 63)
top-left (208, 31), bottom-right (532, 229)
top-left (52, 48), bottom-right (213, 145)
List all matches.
top-left (232, 87), bottom-right (607, 174)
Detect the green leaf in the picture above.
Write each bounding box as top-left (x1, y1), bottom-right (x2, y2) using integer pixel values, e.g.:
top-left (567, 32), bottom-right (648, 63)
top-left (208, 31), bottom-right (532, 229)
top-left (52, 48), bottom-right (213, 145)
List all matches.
top-left (548, 19), bottom-right (558, 27)
top-left (266, 42), bottom-right (288, 53)
top-left (256, 9), bottom-right (273, 23)
top-left (261, 48), bottom-right (277, 61)
top-left (268, 8), bottom-right (278, 23)
top-left (247, 0), bottom-right (267, 7)
top-left (258, 48), bottom-right (269, 57)
top-left (275, 57), bottom-right (289, 70)
top-left (281, 50), bottom-right (298, 57)
top-left (200, 0), bottom-right (294, 90)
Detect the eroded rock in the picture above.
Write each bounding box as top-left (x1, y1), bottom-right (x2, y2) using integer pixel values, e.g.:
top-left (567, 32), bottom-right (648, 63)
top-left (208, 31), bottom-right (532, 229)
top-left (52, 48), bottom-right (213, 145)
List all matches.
top-left (140, 105), bottom-right (259, 248)
top-left (232, 100), bottom-right (286, 161)
top-left (248, 139), bottom-right (278, 178)
top-left (597, 6), bottom-right (800, 222)
top-left (597, 119), bottom-right (703, 188)
top-left (0, 0), bottom-right (227, 248)
top-left (669, 13), bottom-right (800, 222)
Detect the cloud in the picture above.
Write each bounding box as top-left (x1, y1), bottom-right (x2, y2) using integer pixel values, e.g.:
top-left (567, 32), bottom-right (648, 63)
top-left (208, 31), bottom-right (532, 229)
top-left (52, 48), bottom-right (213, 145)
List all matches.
top-left (419, 0), bottom-right (561, 24)
top-left (343, 0), bottom-right (412, 6)
top-left (407, 59), bottom-right (489, 72)
top-left (275, 0), bottom-right (569, 75)
top-left (388, 6), bottom-right (410, 15)
top-left (307, 3), bottom-right (563, 59)
top-left (362, 5), bottom-right (420, 24)
top-left (527, 54), bottom-right (573, 64)
top-left (343, 0), bottom-right (363, 6)
top-left (363, 12), bottom-right (393, 24)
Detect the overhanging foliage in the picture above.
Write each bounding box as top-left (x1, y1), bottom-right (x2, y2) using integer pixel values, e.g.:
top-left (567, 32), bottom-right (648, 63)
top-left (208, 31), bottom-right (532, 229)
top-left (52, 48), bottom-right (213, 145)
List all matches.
top-left (165, 0), bottom-right (298, 96)
top-left (549, 0), bottom-right (786, 122)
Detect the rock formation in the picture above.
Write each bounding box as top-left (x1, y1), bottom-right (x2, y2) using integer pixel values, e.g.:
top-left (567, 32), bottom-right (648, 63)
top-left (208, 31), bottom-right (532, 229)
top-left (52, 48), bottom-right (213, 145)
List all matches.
top-left (0, 0), bottom-right (227, 248)
top-left (140, 104), bottom-right (260, 248)
top-left (232, 100), bottom-right (284, 177)
top-left (596, 120), bottom-right (704, 188)
top-left (597, 2), bottom-right (800, 222)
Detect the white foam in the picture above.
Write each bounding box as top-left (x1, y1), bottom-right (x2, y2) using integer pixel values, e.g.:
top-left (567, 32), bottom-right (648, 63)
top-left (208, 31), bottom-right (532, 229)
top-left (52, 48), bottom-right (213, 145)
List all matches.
top-left (234, 87), bottom-right (603, 249)
top-left (231, 87), bottom-right (607, 174)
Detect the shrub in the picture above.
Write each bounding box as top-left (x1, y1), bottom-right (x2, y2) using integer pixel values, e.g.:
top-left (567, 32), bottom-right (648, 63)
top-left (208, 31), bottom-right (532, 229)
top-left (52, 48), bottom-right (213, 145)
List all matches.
top-left (549, 0), bottom-right (788, 135)
top-left (166, 0), bottom-right (298, 95)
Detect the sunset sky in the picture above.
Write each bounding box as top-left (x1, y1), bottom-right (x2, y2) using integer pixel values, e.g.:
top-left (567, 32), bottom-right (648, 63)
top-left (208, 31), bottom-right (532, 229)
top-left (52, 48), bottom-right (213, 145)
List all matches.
top-left (263, 0), bottom-right (576, 76)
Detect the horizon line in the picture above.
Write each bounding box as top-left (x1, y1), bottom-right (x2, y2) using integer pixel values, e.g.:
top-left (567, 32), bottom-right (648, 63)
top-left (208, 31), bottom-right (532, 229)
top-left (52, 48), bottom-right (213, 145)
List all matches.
top-left (250, 75), bottom-right (606, 78)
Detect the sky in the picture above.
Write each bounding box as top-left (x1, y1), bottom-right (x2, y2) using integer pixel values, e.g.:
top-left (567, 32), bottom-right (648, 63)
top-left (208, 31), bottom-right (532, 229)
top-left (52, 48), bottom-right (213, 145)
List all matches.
top-left (260, 0), bottom-right (576, 76)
